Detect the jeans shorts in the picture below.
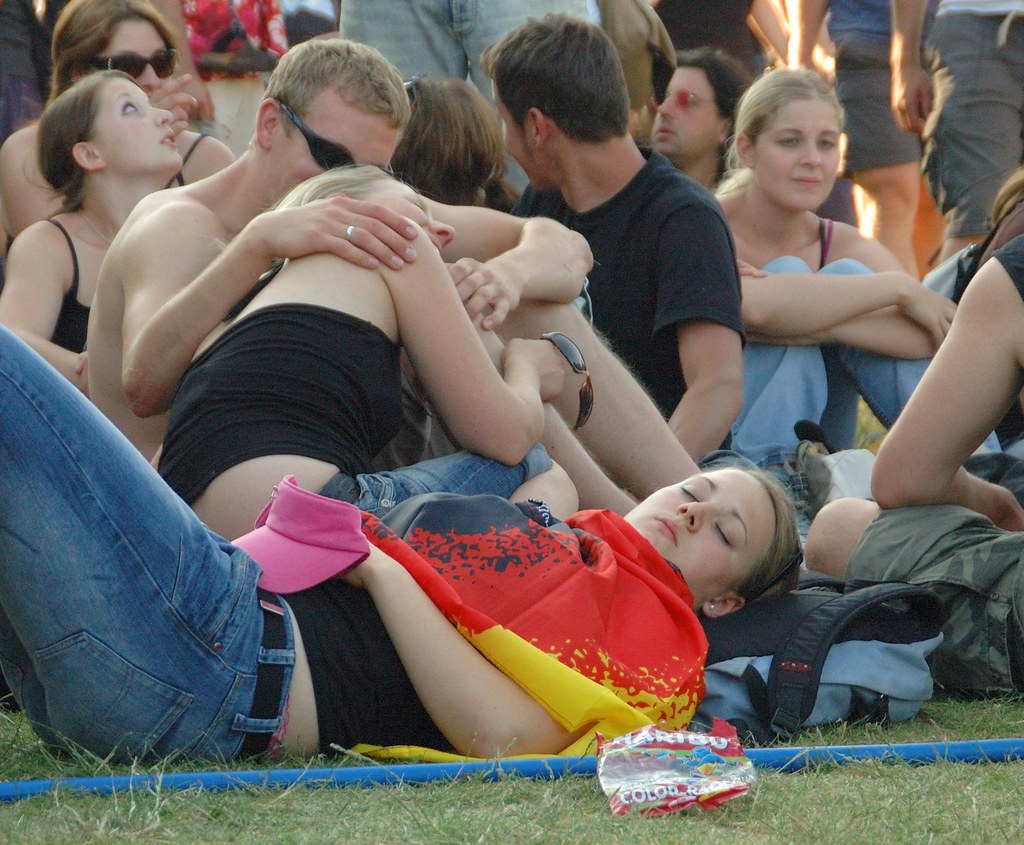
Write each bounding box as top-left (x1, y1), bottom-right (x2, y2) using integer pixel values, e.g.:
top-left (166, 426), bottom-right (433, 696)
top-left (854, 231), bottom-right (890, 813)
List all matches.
top-left (835, 38), bottom-right (923, 172)
top-left (340, 0), bottom-right (590, 96)
top-left (924, 13), bottom-right (1024, 237)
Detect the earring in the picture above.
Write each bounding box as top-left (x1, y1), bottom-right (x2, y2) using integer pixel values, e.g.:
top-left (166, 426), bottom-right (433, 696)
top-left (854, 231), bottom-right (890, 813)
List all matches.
top-left (708, 602), bottom-right (717, 612)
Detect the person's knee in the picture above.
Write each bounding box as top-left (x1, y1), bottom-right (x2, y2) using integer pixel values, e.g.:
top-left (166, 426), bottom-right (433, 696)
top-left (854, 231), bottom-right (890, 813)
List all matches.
top-left (804, 497), bottom-right (880, 578)
top-left (514, 461), bottom-right (579, 518)
top-left (499, 299), bottom-right (590, 340)
top-left (853, 163), bottom-right (921, 212)
top-left (763, 256), bottom-right (812, 274)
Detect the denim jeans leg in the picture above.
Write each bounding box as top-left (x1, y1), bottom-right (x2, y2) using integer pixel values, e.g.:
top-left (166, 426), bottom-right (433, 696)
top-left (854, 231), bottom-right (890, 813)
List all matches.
top-left (0, 328), bottom-right (289, 760)
top-left (350, 444), bottom-right (553, 517)
top-left (732, 256), bottom-right (831, 464)
top-left (835, 344), bottom-right (1002, 453)
top-left (820, 345), bottom-right (861, 449)
top-left (731, 342), bottom-right (829, 465)
top-left (341, 0), bottom-right (591, 96)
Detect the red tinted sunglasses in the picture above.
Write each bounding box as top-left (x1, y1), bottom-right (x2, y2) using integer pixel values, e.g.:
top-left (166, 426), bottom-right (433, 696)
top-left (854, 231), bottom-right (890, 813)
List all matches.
top-left (663, 89), bottom-right (704, 110)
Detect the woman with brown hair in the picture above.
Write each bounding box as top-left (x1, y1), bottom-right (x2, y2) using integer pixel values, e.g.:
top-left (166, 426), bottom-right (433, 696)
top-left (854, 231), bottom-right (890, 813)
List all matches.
top-left (391, 74), bottom-right (519, 212)
top-left (0, 71), bottom-right (183, 389)
top-left (0, 0), bottom-right (234, 243)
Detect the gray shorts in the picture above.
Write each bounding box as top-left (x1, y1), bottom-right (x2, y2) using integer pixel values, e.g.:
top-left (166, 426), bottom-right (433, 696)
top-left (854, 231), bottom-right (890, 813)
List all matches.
top-left (835, 38), bottom-right (922, 173)
top-left (924, 13), bottom-right (1024, 238)
top-left (845, 505), bottom-right (1024, 694)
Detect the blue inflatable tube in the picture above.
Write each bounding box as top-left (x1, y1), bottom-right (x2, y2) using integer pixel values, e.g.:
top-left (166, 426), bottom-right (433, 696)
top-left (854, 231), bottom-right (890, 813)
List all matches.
top-left (3, 738), bottom-right (1024, 803)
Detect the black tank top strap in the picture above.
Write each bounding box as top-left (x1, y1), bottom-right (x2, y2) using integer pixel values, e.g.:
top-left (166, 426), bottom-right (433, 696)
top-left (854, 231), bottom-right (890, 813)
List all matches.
top-left (818, 217), bottom-right (834, 270)
top-left (225, 259), bottom-right (286, 321)
top-left (47, 218), bottom-right (80, 300)
top-left (166, 133), bottom-right (210, 188)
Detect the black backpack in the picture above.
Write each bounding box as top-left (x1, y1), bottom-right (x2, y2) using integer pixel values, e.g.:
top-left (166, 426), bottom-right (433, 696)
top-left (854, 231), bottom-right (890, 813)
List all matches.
top-left (692, 574), bottom-right (946, 745)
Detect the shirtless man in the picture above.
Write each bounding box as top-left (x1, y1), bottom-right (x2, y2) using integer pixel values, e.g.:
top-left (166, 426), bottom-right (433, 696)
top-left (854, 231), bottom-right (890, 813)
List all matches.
top-left (89, 38), bottom-right (699, 510)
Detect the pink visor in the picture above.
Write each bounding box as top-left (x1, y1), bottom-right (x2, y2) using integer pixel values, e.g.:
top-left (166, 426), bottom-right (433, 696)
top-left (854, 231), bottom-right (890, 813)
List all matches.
top-left (232, 475), bottom-right (370, 593)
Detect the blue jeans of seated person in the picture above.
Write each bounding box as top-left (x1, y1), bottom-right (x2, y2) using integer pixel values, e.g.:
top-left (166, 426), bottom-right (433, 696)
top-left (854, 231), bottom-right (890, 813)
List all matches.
top-left (0, 328), bottom-right (292, 761)
top-left (733, 256), bottom-right (940, 466)
top-left (319, 444), bottom-right (552, 518)
top-left (319, 444), bottom-right (553, 517)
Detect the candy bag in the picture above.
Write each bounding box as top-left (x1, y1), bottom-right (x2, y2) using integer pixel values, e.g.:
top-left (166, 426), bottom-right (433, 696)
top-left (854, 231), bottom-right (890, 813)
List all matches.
top-left (596, 718), bottom-right (756, 816)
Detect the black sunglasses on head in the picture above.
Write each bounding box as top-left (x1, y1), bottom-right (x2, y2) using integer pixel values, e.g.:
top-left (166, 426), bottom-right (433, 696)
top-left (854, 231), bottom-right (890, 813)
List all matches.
top-left (90, 47), bottom-right (178, 79)
top-left (542, 331), bottom-right (594, 430)
top-left (277, 100), bottom-right (356, 171)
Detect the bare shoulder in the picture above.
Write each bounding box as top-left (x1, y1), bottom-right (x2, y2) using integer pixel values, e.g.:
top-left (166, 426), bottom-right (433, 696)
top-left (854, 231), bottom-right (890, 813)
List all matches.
top-left (178, 130), bottom-right (235, 182)
top-left (106, 191), bottom-right (227, 298)
top-left (9, 217), bottom-right (67, 252)
top-left (0, 124), bottom-right (37, 171)
top-left (4, 218), bottom-right (71, 294)
top-left (118, 189), bottom-right (226, 253)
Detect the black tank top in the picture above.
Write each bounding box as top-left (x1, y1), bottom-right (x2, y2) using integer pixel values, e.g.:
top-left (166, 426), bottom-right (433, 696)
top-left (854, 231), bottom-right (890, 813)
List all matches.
top-left (47, 219), bottom-right (90, 352)
top-left (285, 580), bottom-right (452, 753)
top-left (158, 303), bottom-right (402, 503)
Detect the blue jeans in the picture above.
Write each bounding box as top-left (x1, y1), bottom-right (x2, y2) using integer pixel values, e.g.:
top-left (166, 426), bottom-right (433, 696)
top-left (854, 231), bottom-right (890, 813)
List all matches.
top-left (340, 0), bottom-right (589, 97)
top-left (321, 444), bottom-right (553, 516)
top-left (0, 328), bottom-right (292, 761)
top-left (732, 257), bottom-right (934, 466)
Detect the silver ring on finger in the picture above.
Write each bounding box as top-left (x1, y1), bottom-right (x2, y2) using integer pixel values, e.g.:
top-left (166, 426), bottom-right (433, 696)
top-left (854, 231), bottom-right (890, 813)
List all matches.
top-left (345, 225), bottom-right (356, 240)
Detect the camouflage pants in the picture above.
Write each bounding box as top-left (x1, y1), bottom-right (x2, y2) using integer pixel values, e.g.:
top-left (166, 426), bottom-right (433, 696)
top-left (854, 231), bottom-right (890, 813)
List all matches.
top-left (846, 505), bottom-right (1024, 694)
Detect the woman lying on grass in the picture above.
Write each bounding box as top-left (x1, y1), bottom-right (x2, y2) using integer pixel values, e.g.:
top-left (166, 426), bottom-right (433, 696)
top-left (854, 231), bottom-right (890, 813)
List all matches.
top-left (0, 324), bottom-right (798, 762)
top-left (806, 233), bottom-right (1024, 694)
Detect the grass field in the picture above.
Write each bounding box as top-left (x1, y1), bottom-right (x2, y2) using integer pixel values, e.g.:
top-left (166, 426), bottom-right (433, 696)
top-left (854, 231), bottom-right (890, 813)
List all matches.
top-left (4, 694), bottom-right (1024, 844)
top-left (0, 405), bottom-right (1007, 842)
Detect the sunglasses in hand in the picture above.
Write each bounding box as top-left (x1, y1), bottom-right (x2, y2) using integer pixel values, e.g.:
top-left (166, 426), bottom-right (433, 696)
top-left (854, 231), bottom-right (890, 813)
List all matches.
top-left (542, 331), bottom-right (594, 430)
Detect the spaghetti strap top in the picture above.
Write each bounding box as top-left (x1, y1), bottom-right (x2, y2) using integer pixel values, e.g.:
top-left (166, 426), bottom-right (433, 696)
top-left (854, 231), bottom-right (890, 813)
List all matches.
top-left (46, 219), bottom-right (91, 352)
top-left (166, 133), bottom-right (210, 189)
top-left (818, 217), bottom-right (834, 270)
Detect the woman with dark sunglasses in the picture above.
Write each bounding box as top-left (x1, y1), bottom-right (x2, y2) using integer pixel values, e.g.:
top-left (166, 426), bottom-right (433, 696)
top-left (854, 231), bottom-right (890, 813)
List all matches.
top-left (0, 71), bottom-right (182, 392)
top-left (0, 0), bottom-right (234, 245)
top-left (156, 165), bottom-right (594, 540)
top-left (0, 316), bottom-right (799, 761)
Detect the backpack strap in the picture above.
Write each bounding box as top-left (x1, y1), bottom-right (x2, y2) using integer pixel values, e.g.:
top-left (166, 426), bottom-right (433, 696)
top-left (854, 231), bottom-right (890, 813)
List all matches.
top-left (953, 220), bottom-right (1006, 302)
top-left (766, 582), bottom-right (943, 738)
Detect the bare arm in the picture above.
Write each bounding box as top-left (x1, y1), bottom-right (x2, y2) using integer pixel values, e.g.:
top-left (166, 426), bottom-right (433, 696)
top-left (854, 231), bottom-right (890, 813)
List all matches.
top-left (668, 321), bottom-right (744, 460)
top-left (872, 259), bottom-right (1024, 530)
top-left (429, 202), bottom-right (592, 328)
top-left (748, 0), bottom-right (790, 66)
top-left (382, 230), bottom-right (563, 464)
top-left (348, 545), bottom-right (580, 757)
top-left (786, 0), bottom-right (829, 67)
top-left (0, 225), bottom-right (85, 388)
top-left (890, 0), bottom-right (933, 133)
top-left (765, 303), bottom-right (941, 358)
top-left (741, 268), bottom-right (954, 350)
top-left (120, 196), bottom-right (420, 417)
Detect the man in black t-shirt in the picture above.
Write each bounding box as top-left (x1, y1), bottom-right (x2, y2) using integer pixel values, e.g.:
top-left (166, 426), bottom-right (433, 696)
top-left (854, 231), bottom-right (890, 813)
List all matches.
top-left (483, 14), bottom-right (746, 460)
